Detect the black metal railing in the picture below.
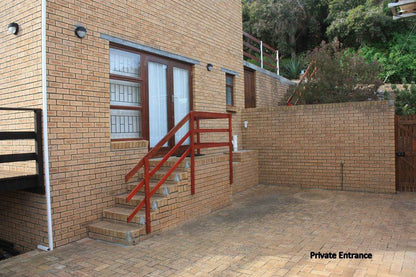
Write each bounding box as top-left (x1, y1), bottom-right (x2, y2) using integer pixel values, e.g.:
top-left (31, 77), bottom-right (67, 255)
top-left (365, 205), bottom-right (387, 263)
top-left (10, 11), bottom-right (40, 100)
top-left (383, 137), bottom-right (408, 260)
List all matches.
top-left (0, 107), bottom-right (44, 194)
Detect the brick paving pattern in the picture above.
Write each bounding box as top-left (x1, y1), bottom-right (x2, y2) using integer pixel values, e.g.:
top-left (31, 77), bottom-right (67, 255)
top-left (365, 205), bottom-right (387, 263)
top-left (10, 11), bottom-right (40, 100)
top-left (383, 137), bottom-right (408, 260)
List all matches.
top-left (1, 185), bottom-right (415, 276)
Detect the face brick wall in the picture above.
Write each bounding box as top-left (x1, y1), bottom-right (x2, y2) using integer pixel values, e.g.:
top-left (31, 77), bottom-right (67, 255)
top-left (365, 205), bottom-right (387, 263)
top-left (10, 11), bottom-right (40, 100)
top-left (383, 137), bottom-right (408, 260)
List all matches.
top-left (0, 1), bottom-right (48, 252)
top-left (45, 0), bottom-right (244, 248)
top-left (242, 101), bottom-right (396, 193)
top-left (232, 150), bottom-right (259, 194)
top-left (243, 63), bottom-right (294, 108)
top-left (255, 71), bottom-right (292, 108)
top-left (0, 0), bottom-right (42, 108)
top-left (153, 155), bottom-right (232, 233)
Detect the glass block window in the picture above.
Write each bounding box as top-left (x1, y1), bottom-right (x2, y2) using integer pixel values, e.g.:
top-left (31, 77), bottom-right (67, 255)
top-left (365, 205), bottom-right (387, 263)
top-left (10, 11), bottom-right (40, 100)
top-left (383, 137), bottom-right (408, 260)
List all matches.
top-left (110, 47), bottom-right (142, 140)
top-left (226, 74), bottom-right (234, 106)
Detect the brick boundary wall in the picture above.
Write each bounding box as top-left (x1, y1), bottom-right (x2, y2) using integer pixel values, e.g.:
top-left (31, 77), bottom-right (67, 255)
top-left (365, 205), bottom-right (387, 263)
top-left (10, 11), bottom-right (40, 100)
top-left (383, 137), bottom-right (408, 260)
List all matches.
top-left (242, 101), bottom-right (396, 193)
top-left (232, 150), bottom-right (259, 194)
top-left (243, 61), bottom-right (294, 108)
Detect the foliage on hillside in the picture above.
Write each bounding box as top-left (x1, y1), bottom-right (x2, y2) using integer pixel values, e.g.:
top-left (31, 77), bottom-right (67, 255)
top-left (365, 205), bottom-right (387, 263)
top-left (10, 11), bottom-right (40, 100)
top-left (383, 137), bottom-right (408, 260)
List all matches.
top-left (298, 42), bottom-right (383, 104)
top-left (394, 83), bottom-right (416, 115)
top-left (242, 0), bottom-right (416, 83)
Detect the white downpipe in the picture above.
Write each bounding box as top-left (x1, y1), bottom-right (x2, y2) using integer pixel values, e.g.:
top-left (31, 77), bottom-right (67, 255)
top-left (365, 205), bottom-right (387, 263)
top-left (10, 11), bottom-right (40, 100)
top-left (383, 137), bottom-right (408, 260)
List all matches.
top-left (38, 0), bottom-right (54, 252)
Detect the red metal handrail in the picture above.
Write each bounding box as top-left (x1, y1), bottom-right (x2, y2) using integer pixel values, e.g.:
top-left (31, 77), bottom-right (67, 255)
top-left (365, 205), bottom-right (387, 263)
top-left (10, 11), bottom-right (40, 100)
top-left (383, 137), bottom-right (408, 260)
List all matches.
top-left (125, 111), bottom-right (233, 234)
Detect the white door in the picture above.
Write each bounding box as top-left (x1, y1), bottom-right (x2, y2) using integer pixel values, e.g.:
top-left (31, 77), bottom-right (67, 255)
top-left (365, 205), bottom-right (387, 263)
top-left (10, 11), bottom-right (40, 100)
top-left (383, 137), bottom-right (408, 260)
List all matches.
top-left (148, 62), bottom-right (168, 147)
top-left (173, 67), bottom-right (190, 145)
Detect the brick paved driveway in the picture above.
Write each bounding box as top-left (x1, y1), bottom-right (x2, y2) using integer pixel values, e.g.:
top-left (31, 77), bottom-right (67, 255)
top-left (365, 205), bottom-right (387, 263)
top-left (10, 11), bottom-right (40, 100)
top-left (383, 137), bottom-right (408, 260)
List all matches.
top-left (1, 185), bottom-right (416, 276)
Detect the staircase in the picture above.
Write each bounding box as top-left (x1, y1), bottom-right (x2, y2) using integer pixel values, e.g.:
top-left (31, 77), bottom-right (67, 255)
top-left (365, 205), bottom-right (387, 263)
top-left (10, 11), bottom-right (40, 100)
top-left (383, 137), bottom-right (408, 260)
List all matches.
top-left (88, 111), bottom-right (233, 245)
top-left (88, 157), bottom-right (190, 245)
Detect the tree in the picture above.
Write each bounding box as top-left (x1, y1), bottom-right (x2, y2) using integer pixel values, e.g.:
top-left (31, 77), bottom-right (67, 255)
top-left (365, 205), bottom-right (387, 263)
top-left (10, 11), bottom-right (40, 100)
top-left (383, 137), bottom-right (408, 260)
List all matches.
top-left (358, 30), bottom-right (416, 83)
top-left (298, 41), bottom-right (383, 104)
top-left (326, 0), bottom-right (409, 48)
top-left (394, 83), bottom-right (416, 115)
top-left (242, 0), bottom-right (328, 58)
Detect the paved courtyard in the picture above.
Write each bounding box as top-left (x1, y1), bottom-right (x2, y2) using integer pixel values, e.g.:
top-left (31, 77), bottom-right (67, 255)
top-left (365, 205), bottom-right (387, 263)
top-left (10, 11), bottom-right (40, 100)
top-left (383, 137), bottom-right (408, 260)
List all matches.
top-left (1, 185), bottom-right (416, 276)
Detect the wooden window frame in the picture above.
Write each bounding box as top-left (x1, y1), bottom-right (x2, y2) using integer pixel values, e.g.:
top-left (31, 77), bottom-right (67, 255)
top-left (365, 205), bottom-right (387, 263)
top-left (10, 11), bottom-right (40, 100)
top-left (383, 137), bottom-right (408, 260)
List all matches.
top-left (226, 73), bottom-right (234, 107)
top-left (110, 43), bottom-right (145, 142)
top-left (109, 43), bottom-right (193, 146)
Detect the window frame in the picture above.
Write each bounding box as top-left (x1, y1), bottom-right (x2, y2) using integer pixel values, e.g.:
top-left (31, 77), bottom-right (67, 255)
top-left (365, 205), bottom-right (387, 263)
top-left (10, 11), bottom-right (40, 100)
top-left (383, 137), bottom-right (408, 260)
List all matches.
top-left (226, 73), bottom-right (234, 107)
top-left (109, 43), bottom-right (145, 141)
top-left (109, 43), bottom-right (194, 145)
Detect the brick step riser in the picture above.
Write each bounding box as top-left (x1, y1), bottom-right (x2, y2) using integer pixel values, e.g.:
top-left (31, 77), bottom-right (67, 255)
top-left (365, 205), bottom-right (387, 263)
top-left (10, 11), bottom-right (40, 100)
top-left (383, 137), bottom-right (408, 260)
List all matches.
top-left (88, 232), bottom-right (138, 246)
top-left (126, 184), bottom-right (178, 195)
top-left (103, 210), bottom-right (144, 225)
top-left (149, 160), bottom-right (190, 169)
top-left (137, 172), bottom-right (185, 182)
top-left (114, 197), bottom-right (162, 210)
top-left (87, 223), bottom-right (145, 246)
top-left (126, 164), bottom-right (190, 180)
top-left (103, 210), bottom-right (159, 225)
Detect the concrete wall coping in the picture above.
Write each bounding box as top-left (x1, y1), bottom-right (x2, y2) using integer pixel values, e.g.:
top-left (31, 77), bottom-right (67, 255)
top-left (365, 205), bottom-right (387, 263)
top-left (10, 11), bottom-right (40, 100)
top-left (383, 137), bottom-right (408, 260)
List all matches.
top-left (243, 61), bottom-right (295, 85)
top-left (100, 34), bottom-right (201, 65)
top-left (242, 100), bottom-right (393, 113)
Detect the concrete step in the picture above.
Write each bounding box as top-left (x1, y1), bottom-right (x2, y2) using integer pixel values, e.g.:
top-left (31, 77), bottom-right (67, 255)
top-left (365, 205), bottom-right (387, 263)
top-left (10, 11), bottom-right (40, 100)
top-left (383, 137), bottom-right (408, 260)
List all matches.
top-left (88, 221), bottom-right (145, 245)
top-left (103, 206), bottom-right (157, 224)
top-left (115, 192), bottom-right (168, 210)
top-left (126, 181), bottom-right (179, 196)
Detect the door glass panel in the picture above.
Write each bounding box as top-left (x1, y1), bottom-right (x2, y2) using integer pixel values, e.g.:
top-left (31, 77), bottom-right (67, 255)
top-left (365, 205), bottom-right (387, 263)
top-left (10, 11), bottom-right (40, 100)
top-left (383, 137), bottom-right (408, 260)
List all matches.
top-left (173, 67), bottom-right (190, 145)
top-left (148, 62), bottom-right (168, 147)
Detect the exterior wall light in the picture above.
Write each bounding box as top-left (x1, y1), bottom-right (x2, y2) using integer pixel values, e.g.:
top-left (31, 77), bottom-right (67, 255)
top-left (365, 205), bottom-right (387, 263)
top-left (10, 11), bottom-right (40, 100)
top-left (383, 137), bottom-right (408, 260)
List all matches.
top-left (74, 26), bottom-right (87, 38)
top-left (8, 22), bottom-right (19, 35)
top-left (206, 63), bottom-right (213, 71)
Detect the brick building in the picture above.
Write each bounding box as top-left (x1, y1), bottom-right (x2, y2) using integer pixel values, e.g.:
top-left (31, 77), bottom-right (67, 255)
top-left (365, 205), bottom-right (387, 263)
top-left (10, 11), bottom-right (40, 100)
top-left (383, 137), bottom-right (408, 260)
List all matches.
top-left (0, 0), bottom-right (395, 254)
top-left (0, 0), bottom-right (290, 252)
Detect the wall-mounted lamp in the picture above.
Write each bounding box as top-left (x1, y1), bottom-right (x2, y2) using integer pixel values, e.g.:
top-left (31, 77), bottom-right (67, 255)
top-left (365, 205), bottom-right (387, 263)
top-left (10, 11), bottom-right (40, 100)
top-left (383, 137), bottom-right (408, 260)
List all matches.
top-left (244, 121), bottom-right (248, 128)
top-left (206, 63), bottom-right (213, 71)
top-left (74, 26), bottom-right (87, 39)
top-left (8, 22), bottom-right (19, 35)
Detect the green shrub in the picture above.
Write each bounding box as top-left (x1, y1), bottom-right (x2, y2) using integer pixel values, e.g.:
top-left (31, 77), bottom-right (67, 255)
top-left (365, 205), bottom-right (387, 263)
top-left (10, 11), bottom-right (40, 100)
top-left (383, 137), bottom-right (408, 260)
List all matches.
top-left (394, 83), bottom-right (416, 115)
top-left (282, 58), bottom-right (302, 80)
top-left (358, 31), bottom-right (416, 84)
top-left (299, 41), bottom-right (383, 104)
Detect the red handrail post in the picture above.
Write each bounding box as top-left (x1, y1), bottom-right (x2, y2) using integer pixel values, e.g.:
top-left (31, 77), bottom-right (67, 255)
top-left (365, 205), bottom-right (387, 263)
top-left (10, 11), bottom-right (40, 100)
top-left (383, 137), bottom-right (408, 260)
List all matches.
top-left (144, 157), bottom-right (151, 234)
top-left (228, 114), bottom-right (233, 184)
top-left (190, 112), bottom-right (196, 194)
top-left (196, 118), bottom-right (201, 155)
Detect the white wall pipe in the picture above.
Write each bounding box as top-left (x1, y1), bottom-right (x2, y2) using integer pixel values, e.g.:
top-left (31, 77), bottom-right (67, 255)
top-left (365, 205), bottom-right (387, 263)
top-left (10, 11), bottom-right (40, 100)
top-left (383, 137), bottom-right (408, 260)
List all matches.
top-left (232, 135), bottom-right (238, 152)
top-left (38, 0), bottom-right (54, 252)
